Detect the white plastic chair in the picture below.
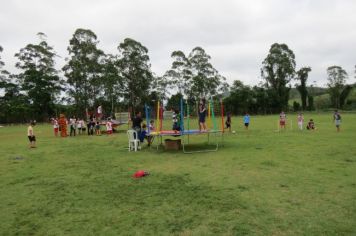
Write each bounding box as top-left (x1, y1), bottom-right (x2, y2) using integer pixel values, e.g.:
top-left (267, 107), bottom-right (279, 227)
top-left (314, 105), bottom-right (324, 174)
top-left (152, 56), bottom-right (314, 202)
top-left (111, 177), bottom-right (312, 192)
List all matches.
top-left (127, 130), bottom-right (141, 151)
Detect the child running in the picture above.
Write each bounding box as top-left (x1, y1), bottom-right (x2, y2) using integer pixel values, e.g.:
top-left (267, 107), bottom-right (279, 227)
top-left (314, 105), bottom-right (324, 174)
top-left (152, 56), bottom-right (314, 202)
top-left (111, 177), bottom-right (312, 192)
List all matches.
top-left (199, 98), bottom-right (207, 132)
top-left (297, 112), bottom-right (304, 130)
top-left (243, 112), bottom-right (250, 130)
top-left (27, 121), bottom-right (36, 148)
top-left (333, 110), bottom-right (342, 132)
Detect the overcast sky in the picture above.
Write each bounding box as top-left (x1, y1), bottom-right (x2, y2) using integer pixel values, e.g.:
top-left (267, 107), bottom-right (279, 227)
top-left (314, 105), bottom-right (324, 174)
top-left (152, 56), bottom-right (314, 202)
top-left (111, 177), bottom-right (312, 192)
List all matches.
top-left (1, 0), bottom-right (355, 87)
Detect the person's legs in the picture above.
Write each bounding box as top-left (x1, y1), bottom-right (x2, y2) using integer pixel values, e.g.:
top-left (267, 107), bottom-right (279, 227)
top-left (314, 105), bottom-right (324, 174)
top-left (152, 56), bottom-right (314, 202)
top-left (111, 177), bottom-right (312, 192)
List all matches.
top-left (147, 136), bottom-right (152, 146)
top-left (28, 136), bottom-right (36, 148)
top-left (33, 136), bottom-right (36, 148)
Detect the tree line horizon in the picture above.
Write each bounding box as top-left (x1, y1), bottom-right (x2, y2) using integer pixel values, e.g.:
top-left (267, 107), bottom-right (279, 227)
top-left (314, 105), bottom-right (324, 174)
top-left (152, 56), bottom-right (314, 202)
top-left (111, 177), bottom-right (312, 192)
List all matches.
top-left (0, 29), bottom-right (355, 123)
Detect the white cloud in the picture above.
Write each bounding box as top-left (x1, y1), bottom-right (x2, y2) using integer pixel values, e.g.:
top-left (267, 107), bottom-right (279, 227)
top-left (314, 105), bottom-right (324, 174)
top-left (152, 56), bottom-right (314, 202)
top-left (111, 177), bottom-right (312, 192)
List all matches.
top-left (1, 0), bottom-right (355, 87)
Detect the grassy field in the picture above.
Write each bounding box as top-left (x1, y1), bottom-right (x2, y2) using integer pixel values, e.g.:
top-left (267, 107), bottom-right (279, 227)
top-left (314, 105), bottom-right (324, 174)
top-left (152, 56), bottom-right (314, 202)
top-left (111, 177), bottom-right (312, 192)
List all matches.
top-left (0, 113), bottom-right (356, 235)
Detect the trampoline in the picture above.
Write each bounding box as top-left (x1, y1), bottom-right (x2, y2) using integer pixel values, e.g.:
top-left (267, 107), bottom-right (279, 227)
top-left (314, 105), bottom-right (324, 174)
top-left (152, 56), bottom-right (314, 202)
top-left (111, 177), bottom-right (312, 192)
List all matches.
top-left (145, 98), bottom-right (225, 153)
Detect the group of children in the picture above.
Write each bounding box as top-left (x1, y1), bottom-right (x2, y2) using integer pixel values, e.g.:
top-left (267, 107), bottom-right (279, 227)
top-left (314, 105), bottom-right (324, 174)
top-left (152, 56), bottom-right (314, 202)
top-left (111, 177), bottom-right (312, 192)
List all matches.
top-left (51, 114), bottom-right (113, 137)
top-left (280, 111), bottom-right (317, 131)
top-left (279, 110), bottom-right (342, 131)
top-left (225, 112), bottom-right (250, 133)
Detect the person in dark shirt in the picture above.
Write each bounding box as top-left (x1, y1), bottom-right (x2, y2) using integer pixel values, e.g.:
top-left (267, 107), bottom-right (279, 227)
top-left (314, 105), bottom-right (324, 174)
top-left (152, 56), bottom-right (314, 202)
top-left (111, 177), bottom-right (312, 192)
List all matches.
top-left (225, 112), bottom-right (231, 132)
top-left (199, 98), bottom-right (207, 132)
top-left (132, 111), bottom-right (143, 139)
top-left (132, 111), bottom-right (143, 130)
top-left (87, 118), bottom-right (95, 135)
top-left (307, 119), bottom-right (315, 130)
top-left (172, 109), bottom-right (181, 131)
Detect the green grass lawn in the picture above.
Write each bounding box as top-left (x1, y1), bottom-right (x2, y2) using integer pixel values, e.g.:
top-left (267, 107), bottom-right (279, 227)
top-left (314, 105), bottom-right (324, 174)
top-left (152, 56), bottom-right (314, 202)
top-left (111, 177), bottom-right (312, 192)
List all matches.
top-left (1, 113), bottom-right (356, 235)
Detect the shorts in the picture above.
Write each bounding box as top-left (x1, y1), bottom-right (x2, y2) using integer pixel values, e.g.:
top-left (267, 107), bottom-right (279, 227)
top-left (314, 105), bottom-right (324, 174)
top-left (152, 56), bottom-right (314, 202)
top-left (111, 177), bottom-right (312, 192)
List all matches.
top-left (280, 120), bottom-right (285, 126)
top-left (226, 123), bottom-right (231, 128)
top-left (244, 123), bottom-right (249, 127)
top-left (335, 120), bottom-right (341, 127)
top-left (199, 115), bottom-right (206, 123)
top-left (107, 130), bottom-right (113, 134)
top-left (54, 128), bottom-right (59, 132)
top-left (28, 136), bottom-right (36, 142)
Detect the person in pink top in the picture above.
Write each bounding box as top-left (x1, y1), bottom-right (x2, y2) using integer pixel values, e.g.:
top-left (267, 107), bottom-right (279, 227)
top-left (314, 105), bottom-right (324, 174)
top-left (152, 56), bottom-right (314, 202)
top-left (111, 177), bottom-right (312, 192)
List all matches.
top-left (279, 111), bottom-right (286, 130)
top-left (297, 112), bottom-right (304, 130)
top-left (106, 118), bottom-right (113, 135)
top-left (52, 118), bottom-right (59, 136)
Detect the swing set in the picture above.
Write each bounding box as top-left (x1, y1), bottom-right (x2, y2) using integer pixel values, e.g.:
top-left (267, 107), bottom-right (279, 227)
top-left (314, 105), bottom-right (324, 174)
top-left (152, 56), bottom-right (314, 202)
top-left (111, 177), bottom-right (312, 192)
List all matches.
top-left (145, 98), bottom-right (225, 153)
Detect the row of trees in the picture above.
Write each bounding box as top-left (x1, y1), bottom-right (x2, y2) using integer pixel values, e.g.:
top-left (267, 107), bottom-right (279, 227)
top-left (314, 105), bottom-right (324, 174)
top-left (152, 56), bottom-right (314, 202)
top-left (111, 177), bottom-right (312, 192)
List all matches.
top-left (0, 29), bottom-right (227, 122)
top-left (0, 29), bottom-right (355, 123)
top-left (224, 43), bottom-right (355, 114)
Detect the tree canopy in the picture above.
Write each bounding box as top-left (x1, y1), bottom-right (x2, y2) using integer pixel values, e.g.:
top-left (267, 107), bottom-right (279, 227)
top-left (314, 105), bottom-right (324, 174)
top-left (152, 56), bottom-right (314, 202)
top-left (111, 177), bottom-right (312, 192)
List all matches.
top-left (261, 43), bottom-right (296, 112)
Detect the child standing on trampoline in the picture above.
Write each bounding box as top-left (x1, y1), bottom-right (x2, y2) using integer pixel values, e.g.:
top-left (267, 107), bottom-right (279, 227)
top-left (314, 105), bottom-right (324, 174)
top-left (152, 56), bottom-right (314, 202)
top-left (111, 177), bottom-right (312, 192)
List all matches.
top-left (172, 109), bottom-right (181, 132)
top-left (199, 98), bottom-right (207, 132)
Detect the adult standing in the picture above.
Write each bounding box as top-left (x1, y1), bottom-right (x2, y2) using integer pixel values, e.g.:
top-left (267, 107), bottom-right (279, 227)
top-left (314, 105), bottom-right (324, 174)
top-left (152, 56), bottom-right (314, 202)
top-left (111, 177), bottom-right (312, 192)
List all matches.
top-left (132, 111), bottom-right (143, 137)
top-left (87, 118), bottom-right (95, 136)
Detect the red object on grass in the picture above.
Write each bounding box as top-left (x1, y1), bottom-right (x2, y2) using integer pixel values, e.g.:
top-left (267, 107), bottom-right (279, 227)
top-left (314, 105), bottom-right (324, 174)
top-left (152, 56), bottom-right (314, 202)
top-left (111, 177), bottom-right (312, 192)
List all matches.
top-left (133, 170), bottom-right (149, 178)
